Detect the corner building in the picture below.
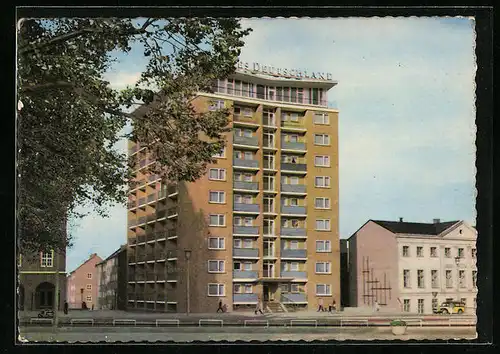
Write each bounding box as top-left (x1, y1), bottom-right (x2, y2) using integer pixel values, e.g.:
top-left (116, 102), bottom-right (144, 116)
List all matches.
top-left (126, 67), bottom-right (340, 313)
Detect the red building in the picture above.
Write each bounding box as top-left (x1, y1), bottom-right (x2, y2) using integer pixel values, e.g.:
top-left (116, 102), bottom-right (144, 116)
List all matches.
top-left (66, 253), bottom-right (103, 309)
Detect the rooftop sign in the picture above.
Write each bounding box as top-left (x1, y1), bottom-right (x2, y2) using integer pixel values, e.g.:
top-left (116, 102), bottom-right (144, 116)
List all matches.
top-left (236, 61), bottom-right (334, 82)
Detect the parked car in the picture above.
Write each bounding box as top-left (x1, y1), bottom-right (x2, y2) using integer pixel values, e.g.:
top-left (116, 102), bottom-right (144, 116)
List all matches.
top-left (434, 301), bottom-right (465, 314)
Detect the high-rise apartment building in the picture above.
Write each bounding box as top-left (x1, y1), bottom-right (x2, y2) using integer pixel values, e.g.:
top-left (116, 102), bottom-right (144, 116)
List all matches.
top-left (126, 63), bottom-right (340, 313)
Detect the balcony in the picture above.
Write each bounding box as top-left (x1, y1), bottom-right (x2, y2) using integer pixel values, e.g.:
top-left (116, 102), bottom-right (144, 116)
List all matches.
top-left (281, 205), bottom-right (307, 215)
top-left (147, 193), bottom-right (157, 203)
top-left (157, 209), bottom-right (167, 219)
top-left (166, 228), bottom-right (177, 239)
top-left (137, 197), bottom-right (147, 207)
top-left (281, 140), bottom-right (307, 151)
top-left (234, 203), bottom-right (260, 213)
top-left (281, 271), bottom-right (307, 279)
top-left (137, 234), bottom-right (146, 243)
top-left (167, 207), bottom-right (178, 218)
top-left (233, 270), bottom-right (258, 279)
top-left (128, 201), bottom-right (137, 209)
top-left (167, 185), bottom-right (178, 197)
top-left (233, 158), bottom-right (259, 169)
top-left (263, 249), bottom-right (276, 258)
top-left (281, 249), bottom-right (307, 258)
top-left (233, 293), bottom-right (258, 303)
top-left (128, 219), bottom-right (137, 228)
top-left (281, 228), bottom-right (307, 237)
top-left (156, 251), bottom-right (167, 260)
top-left (281, 293), bottom-right (307, 303)
top-left (281, 184), bottom-right (306, 194)
top-left (233, 226), bottom-right (259, 235)
top-left (233, 135), bottom-right (259, 147)
top-left (233, 181), bottom-right (259, 191)
top-left (281, 121), bottom-right (306, 131)
top-left (233, 114), bottom-right (259, 126)
top-left (233, 248), bottom-right (259, 258)
top-left (281, 163), bottom-right (307, 173)
top-left (137, 216), bottom-right (147, 225)
top-left (136, 253), bottom-right (146, 262)
top-left (262, 116), bottom-right (276, 127)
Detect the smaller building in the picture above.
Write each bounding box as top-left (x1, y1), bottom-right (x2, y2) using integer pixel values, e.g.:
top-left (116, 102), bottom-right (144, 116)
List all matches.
top-left (339, 239), bottom-right (349, 307)
top-left (66, 253), bottom-right (102, 309)
top-left (95, 245), bottom-right (127, 310)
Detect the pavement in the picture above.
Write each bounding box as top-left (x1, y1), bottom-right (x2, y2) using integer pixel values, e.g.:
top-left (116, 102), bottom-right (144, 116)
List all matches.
top-left (18, 326), bottom-right (477, 342)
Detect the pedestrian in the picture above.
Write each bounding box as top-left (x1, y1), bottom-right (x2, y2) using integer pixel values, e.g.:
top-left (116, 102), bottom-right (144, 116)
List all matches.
top-left (329, 299), bottom-right (336, 313)
top-left (255, 300), bottom-right (264, 315)
top-left (216, 299), bottom-right (224, 313)
top-left (63, 301), bottom-right (68, 315)
top-left (374, 300), bottom-right (380, 312)
top-left (317, 298), bottom-right (324, 312)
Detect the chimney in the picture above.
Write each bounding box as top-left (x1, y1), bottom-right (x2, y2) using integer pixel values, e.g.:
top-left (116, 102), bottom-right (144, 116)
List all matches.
top-left (433, 218), bottom-right (440, 224)
top-left (399, 217), bottom-right (403, 222)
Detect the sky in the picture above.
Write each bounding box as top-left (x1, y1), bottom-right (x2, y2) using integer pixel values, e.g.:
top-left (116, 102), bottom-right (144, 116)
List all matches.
top-left (65, 17), bottom-right (477, 272)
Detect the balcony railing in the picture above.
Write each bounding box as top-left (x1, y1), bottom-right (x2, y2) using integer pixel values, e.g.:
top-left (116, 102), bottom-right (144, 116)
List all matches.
top-left (281, 206), bottom-right (307, 215)
top-left (233, 248), bottom-right (259, 258)
top-left (281, 121), bottom-right (306, 129)
top-left (233, 293), bottom-right (258, 303)
top-left (167, 185), bottom-right (178, 195)
top-left (234, 135), bottom-right (259, 146)
top-left (137, 197), bottom-right (147, 207)
top-left (233, 114), bottom-right (258, 125)
top-left (147, 193), bottom-right (157, 203)
top-left (128, 219), bottom-right (137, 227)
top-left (233, 226), bottom-right (259, 235)
top-left (167, 207), bottom-right (178, 218)
top-left (281, 184), bottom-right (306, 193)
top-left (167, 228), bottom-right (177, 238)
top-left (263, 183), bottom-right (276, 192)
top-left (137, 216), bottom-right (147, 225)
top-left (262, 116), bottom-right (276, 127)
top-left (233, 181), bottom-right (259, 191)
top-left (281, 163), bottom-right (307, 172)
top-left (127, 201), bottom-right (137, 209)
top-left (281, 293), bottom-right (307, 303)
top-left (156, 250), bottom-right (167, 260)
top-left (281, 141), bottom-right (307, 151)
top-left (281, 249), bottom-right (307, 258)
top-left (233, 270), bottom-right (258, 279)
top-left (281, 271), bottom-right (307, 278)
top-left (233, 158), bottom-right (259, 168)
top-left (263, 227), bottom-right (275, 237)
top-left (262, 269), bottom-right (276, 278)
top-left (128, 256), bottom-right (136, 263)
top-left (137, 234), bottom-right (146, 243)
top-left (263, 249), bottom-right (276, 258)
top-left (281, 228), bottom-right (307, 237)
top-left (234, 203), bottom-right (260, 213)
top-left (136, 253), bottom-right (146, 262)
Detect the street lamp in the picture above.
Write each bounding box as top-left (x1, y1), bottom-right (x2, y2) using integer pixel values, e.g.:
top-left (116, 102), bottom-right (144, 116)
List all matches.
top-left (454, 256), bottom-right (461, 301)
top-left (184, 249), bottom-right (192, 315)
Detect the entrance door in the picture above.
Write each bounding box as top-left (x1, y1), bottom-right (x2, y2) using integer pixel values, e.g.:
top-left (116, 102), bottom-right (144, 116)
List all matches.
top-left (263, 285), bottom-right (269, 302)
top-left (36, 282), bottom-right (55, 309)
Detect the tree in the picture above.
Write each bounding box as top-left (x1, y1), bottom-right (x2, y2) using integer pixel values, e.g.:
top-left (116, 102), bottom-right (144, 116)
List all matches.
top-left (17, 18), bottom-right (252, 252)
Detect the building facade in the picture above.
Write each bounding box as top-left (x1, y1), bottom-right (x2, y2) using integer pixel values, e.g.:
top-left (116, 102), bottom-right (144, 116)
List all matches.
top-left (126, 65), bottom-right (341, 312)
top-left (347, 219), bottom-right (477, 314)
top-left (18, 249), bottom-right (67, 311)
top-left (96, 246), bottom-right (127, 310)
top-left (66, 253), bottom-right (102, 309)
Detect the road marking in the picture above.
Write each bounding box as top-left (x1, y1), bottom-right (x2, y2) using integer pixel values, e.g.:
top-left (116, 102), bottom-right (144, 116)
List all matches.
top-left (244, 320), bottom-right (269, 328)
top-left (156, 319), bottom-right (180, 327)
top-left (112, 319), bottom-right (136, 326)
top-left (290, 320), bottom-right (317, 327)
top-left (199, 319), bottom-right (223, 327)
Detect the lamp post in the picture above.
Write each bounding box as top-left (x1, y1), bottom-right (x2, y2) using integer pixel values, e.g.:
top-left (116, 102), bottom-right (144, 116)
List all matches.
top-left (184, 249), bottom-right (192, 315)
top-left (454, 256), bottom-right (460, 301)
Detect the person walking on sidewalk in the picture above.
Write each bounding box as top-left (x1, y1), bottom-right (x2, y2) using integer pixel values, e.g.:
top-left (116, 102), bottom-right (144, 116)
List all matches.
top-left (216, 299), bottom-right (224, 313)
top-left (317, 298), bottom-right (324, 312)
top-left (329, 299), bottom-right (336, 313)
top-left (255, 299), bottom-right (264, 315)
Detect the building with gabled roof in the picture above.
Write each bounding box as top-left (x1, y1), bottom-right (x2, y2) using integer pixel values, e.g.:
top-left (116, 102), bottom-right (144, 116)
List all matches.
top-left (346, 218), bottom-right (477, 314)
top-left (66, 253), bottom-right (103, 309)
top-left (96, 245), bottom-right (128, 310)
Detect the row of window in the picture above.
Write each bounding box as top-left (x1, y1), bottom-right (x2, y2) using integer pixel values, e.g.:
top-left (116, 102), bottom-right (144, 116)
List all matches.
top-left (230, 150), bottom-right (333, 167)
top-left (402, 298), bottom-right (477, 313)
top-left (208, 283), bottom-right (333, 296)
top-left (208, 191), bottom-right (331, 209)
top-left (208, 238), bottom-right (332, 252)
top-left (207, 260), bottom-right (333, 274)
top-left (234, 128), bottom-right (332, 146)
top-left (402, 245), bottom-right (477, 259)
top-left (209, 214), bottom-right (332, 230)
top-left (403, 269), bottom-right (477, 288)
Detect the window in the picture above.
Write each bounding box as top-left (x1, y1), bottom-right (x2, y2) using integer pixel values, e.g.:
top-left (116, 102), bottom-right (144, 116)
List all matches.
top-left (233, 262), bottom-right (252, 271)
top-left (446, 270), bottom-right (453, 288)
top-left (316, 284), bottom-right (332, 296)
top-left (209, 168), bottom-right (226, 181)
top-left (430, 247), bottom-right (437, 257)
top-left (417, 247), bottom-right (423, 257)
top-left (208, 260), bottom-right (225, 273)
top-left (472, 270), bottom-right (477, 287)
top-left (209, 191), bottom-right (226, 203)
top-left (403, 299), bottom-right (410, 312)
top-left (402, 246), bottom-right (409, 257)
top-left (288, 134), bottom-right (298, 143)
top-left (280, 283), bottom-right (289, 292)
top-left (208, 284), bottom-right (225, 296)
top-left (208, 237), bottom-right (225, 250)
top-left (445, 247), bottom-right (451, 258)
top-left (314, 155), bottom-right (330, 167)
top-left (417, 299), bottom-right (424, 314)
top-left (87, 273), bottom-right (92, 279)
top-left (285, 240), bottom-right (299, 250)
top-left (472, 248), bottom-right (476, 259)
top-left (86, 284), bottom-right (92, 290)
top-left (244, 217), bottom-right (253, 226)
top-left (459, 270), bottom-right (466, 288)
top-left (417, 270), bottom-right (424, 288)
top-left (86, 295), bottom-right (92, 302)
top-left (209, 214), bottom-right (226, 227)
top-left (314, 112), bottom-right (330, 125)
top-left (290, 113), bottom-right (299, 122)
top-left (234, 284), bottom-right (253, 294)
top-left (208, 100), bottom-right (225, 111)
top-left (315, 219), bottom-right (331, 231)
top-left (235, 128), bottom-right (253, 137)
top-left (431, 269), bottom-right (439, 288)
top-left (316, 240), bottom-right (332, 252)
top-left (314, 134), bottom-right (330, 145)
top-left (458, 248), bottom-right (464, 258)
top-left (213, 147), bottom-right (225, 158)
top-left (290, 284), bottom-right (300, 293)
top-left (315, 262), bottom-right (331, 274)
top-left (40, 251), bottom-right (54, 267)
top-left (315, 197), bottom-right (331, 209)
top-left (403, 269), bottom-right (411, 288)
top-left (315, 176), bottom-right (331, 188)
